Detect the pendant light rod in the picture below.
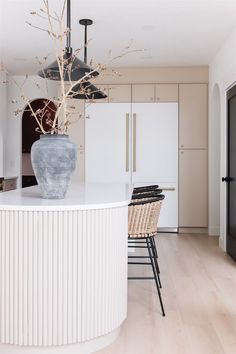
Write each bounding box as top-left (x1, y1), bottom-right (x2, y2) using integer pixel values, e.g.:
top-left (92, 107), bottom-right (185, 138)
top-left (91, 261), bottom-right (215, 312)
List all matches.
top-left (38, 4), bottom-right (99, 80)
top-left (84, 21), bottom-right (87, 64)
top-left (66, 0), bottom-right (72, 52)
top-left (68, 18), bottom-right (107, 99)
top-left (79, 19), bottom-right (93, 64)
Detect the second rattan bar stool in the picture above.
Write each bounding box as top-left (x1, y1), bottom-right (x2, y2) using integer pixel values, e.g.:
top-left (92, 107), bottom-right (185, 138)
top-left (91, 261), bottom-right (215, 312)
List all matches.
top-left (128, 195), bottom-right (165, 316)
top-left (130, 190), bottom-right (163, 288)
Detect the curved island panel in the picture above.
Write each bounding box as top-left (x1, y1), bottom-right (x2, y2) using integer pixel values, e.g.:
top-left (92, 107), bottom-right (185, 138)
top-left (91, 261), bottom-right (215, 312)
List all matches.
top-left (0, 183), bottom-right (131, 353)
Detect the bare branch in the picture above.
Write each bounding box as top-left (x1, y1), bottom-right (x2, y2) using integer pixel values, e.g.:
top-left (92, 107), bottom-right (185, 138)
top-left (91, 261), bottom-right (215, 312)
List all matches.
top-left (5, 0), bottom-right (143, 135)
top-left (26, 21), bottom-right (55, 37)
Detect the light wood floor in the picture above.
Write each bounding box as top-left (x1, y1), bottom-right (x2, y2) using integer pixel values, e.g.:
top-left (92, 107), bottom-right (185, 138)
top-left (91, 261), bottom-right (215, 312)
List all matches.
top-left (96, 234), bottom-right (236, 354)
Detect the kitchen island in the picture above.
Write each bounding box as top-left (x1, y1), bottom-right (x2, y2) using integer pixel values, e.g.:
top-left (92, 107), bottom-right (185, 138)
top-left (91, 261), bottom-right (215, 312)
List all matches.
top-left (0, 183), bottom-right (131, 353)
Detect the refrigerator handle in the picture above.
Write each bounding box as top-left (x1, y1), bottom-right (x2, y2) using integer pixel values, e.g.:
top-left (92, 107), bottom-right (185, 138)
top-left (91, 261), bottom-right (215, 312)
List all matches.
top-left (126, 113), bottom-right (130, 172)
top-left (133, 113), bottom-right (137, 172)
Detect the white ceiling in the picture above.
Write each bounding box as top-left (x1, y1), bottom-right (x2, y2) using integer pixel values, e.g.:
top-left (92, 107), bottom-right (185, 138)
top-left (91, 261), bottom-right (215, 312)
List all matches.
top-left (1, 0), bottom-right (236, 74)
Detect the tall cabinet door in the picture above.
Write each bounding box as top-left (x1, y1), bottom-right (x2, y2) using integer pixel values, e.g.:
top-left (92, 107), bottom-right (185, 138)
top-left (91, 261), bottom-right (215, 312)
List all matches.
top-left (132, 103), bottom-right (179, 229)
top-left (178, 83), bottom-right (208, 228)
top-left (85, 103), bottom-right (131, 183)
top-left (179, 149), bottom-right (208, 227)
top-left (179, 84), bottom-right (208, 149)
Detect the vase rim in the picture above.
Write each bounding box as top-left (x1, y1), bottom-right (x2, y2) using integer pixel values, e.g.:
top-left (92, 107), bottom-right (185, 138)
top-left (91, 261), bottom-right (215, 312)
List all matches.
top-left (40, 134), bottom-right (69, 139)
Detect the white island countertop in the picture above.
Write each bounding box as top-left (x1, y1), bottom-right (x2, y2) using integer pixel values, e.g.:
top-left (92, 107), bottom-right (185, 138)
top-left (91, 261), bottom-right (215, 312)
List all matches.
top-left (0, 182), bottom-right (132, 211)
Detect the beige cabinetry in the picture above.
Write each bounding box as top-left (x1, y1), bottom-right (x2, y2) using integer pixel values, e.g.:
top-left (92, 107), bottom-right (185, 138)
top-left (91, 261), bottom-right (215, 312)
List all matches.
top-left (85, 81), bottom-right (208, 230)
top-left (94, 84), bottom-right (131, 103)
top-left (179, 149), bottom-right (208, 227)
top-left (155, 84), bottom-right (178, 102)
top-left (109, 85), bottom-right (131, 102)
top-left (132, 84), bottom-right (155, 102)
top-left (132, 83), bottom-right (178, 103)
top-left (94, 83), bottom-right (179, 103)
top-left (179, 83), bottom-right (208, 149)
top-left (178, 83), bottom-right (208, 228)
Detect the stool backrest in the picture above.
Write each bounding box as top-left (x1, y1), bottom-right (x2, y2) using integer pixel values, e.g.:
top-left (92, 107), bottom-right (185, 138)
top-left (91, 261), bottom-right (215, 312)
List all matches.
top-left (133, 185), bottom-right (159, 194)
top-left (128, 197), bottom-right (163, 236)
top-left (132, 191), bottom-right (164, 200)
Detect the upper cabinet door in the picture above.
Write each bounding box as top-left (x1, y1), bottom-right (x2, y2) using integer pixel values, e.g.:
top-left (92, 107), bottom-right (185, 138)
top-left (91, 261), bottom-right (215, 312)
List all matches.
top-left (132, 84), bottom-right (155, 102)
top-left (155, 84), bottom-right (178, 102)
top-left (108, 85), bottom-right (131, 102)
top-left (179, 83), bottom-right (208, 149)
top-left (85, 103), bottom-right (131, 183)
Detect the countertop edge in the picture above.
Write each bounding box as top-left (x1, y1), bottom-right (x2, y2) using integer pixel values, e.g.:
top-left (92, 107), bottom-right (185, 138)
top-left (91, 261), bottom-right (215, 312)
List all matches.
top-left (0, 200), bottom-right (130, 211)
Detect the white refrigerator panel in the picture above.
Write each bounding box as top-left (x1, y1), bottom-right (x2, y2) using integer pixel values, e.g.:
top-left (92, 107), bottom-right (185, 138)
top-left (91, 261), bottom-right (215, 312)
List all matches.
top-left (86, 103), bottom-right (131, 183)
top-left (132, 103), bottom-right (178, 183)
top-left (85, 102), bottom-right (179, 229)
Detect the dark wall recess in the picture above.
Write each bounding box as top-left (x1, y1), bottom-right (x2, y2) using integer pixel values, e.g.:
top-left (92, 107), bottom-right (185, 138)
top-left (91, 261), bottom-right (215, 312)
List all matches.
top-left (22, 99), bottom-right (57, 153)
top-left (21, 99), bottom-right (57, 187)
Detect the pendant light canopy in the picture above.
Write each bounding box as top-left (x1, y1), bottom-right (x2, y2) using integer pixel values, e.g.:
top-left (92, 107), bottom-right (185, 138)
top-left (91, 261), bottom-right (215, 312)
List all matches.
top-left (38, 0), bottom-right (98, 81)
top-left (69, 18), bottom-right (107, 100)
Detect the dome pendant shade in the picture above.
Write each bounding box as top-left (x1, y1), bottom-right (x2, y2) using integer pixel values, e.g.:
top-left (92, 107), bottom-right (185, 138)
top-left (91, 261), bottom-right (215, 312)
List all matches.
top-left (38, 51), bottom-right (98, 81)
top-left (69, 81), bottom-right (107, 99)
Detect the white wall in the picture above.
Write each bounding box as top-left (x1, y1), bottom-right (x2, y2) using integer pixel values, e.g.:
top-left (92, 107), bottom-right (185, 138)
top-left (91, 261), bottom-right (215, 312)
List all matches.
top-left (208, 84), bottom-right (221, 236)
top-left (0, 71), bottom-right (7, 177)
top-left (6, 76), bottom-right (57, 183)
top-left (209, 25), bottom-right (236, 248)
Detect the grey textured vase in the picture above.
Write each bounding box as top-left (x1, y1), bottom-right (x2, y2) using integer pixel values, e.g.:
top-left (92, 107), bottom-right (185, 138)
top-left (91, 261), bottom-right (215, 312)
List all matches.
top-left (31, 134), bottom-right (77, 199)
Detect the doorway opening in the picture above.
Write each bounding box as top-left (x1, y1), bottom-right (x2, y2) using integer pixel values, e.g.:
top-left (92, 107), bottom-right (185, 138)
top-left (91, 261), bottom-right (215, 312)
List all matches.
top-left (225, 85), bottom-right (236, 260)
top-left (21, 99), bottom-right (57, 188)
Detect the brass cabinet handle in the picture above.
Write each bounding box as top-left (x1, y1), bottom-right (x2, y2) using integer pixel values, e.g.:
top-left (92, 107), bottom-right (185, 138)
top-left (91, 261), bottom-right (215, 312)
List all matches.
top-left (133, 113), bottom-right (137, 172)
top-left (126, 113), bottom-right (130, 172)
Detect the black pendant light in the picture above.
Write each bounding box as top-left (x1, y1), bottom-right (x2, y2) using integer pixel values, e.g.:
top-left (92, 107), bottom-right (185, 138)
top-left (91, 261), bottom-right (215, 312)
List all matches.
top-left (69, 19), bottom-right (107, 100)
top-left (38, 0), bottom-right (98, 81)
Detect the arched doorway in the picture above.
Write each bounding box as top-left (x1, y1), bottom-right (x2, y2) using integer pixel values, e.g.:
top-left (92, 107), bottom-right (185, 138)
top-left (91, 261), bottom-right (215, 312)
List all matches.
top-left (21, 99), bottom-right (57, 187)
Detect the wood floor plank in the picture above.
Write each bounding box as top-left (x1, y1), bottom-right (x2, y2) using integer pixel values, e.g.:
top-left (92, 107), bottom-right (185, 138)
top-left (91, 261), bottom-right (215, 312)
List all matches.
top-left (96, 234), bottom-right (236, 354)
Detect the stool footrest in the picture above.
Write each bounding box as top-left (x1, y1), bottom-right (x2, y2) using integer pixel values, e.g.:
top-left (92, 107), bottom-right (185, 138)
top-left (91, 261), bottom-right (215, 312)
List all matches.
top-left (128, 255), bottom-right (156, 259)
top-left (128, 262), bottom-right (152, 265)
top-left (128, 277), bottom-right (155, 280)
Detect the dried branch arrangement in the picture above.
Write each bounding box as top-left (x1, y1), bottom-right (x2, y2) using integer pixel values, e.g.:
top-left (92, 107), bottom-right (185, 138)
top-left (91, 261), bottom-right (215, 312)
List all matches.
top-left (2, 0), bottom-right (140, 135)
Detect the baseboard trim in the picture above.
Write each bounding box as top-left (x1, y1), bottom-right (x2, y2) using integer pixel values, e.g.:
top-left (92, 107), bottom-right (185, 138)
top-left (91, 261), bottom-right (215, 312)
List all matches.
top-left (179, 227), bottom-right (208, 235)
top-left (157, 227), bottom-right (178, 233)
top-left (219, 237), bottom-right (225, 251)
top-left (208, 227), bottom-right (220, 236)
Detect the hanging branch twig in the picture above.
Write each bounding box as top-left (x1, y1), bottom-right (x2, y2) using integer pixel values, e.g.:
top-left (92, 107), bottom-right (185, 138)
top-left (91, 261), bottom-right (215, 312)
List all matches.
top-left (2, 0), bottom-right (143, 135)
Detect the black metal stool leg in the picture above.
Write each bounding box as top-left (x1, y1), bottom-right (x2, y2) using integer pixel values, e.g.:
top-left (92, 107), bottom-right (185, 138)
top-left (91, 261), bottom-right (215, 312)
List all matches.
top-left (150, 237), bottom-right (162, 288)
top-left (150, 236), bottom-right (158, 257)
top-left (146, 238), bottom-right (165, 316)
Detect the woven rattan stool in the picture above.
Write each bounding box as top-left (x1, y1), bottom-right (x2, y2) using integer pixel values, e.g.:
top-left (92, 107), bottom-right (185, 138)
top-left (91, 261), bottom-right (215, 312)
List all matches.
top-left (128, 196), bottom-right (165, 316)
top-left (130, 191), bottom-right (163, 288)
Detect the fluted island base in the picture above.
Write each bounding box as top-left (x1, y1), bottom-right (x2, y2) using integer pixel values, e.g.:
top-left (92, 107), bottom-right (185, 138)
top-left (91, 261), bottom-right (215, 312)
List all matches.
top-left (0, 329), bottom-right (119, 354)
top-left (0, 183), bottom-right (130, 353)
